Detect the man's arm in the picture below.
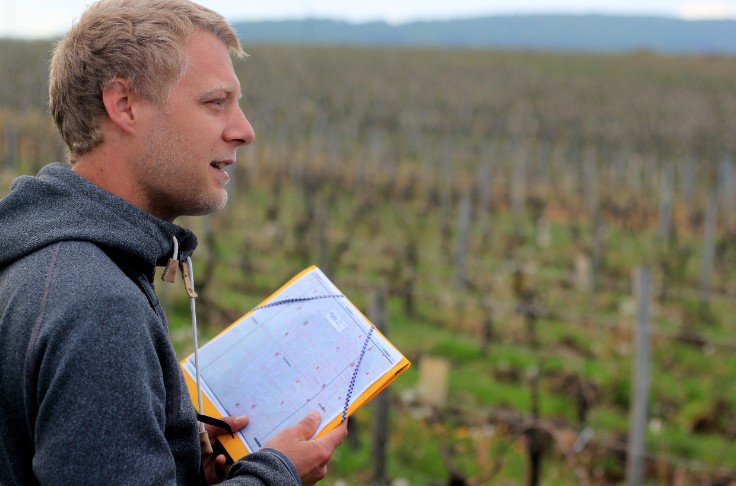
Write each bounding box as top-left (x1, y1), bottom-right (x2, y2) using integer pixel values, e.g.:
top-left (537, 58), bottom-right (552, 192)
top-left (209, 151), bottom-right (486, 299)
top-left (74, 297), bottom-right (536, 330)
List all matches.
top-left (31, 293), bottom-right (187, 484)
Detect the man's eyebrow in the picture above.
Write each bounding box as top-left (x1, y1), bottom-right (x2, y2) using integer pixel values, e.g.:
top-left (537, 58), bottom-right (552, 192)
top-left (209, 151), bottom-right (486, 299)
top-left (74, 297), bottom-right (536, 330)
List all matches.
top-left (197, 86), bottom-right (242, 100)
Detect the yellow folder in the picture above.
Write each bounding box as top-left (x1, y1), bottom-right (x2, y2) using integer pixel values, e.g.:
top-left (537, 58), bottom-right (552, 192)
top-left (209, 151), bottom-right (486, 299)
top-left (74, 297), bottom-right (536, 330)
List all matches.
top-left (181, 265), bottom-right (411, 460)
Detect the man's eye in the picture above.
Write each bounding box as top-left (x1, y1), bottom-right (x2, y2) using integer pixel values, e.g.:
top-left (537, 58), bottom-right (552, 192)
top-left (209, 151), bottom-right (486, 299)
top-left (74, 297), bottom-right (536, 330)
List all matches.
top-left (209, 99), bottom-right (225, 106)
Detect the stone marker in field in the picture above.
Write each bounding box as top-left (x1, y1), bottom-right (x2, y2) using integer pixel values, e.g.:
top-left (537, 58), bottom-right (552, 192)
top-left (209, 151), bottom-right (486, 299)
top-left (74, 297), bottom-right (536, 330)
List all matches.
top-left (418, 356), bottom-right (451, 410)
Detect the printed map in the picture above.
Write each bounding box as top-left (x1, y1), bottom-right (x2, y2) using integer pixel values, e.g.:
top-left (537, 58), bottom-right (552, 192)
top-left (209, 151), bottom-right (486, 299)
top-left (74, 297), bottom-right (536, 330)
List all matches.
top-left (183, 267), bottom-right (404, 452)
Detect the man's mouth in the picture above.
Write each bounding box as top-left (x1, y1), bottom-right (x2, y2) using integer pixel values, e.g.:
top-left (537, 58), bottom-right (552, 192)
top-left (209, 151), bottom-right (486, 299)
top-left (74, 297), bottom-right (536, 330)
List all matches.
top-left (210, 160), bottom-right (231, 170)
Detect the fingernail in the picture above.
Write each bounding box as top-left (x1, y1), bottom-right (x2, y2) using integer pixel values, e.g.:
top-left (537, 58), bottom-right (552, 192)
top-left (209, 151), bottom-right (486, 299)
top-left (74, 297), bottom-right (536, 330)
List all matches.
top-left (308, 410), bottom-right (320, 420)
top-left (237, 415), bottom-right (248, 424)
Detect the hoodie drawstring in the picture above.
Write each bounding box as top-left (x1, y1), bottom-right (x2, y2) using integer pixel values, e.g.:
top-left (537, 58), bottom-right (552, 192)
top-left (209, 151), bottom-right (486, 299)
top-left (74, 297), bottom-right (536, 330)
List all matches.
top-left (161, 236), bottom-right (179, 284)
top-left (163, 236), bottom-right (212, 455)
top-left (182, 255), bottom-right (212, 455)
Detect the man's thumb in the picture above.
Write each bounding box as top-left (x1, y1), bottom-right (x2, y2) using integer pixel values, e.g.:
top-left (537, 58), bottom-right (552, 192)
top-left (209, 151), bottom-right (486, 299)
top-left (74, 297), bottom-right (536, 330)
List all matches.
top-left (297, 410), bottom-right (322, 438)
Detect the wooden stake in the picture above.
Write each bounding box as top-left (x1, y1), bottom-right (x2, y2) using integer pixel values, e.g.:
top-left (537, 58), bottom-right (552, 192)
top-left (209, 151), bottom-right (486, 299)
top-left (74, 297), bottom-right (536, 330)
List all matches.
top-left (626, 267), bottom-right (651, 486)
top-left (370, 289), bottom-right (390, 485)
top-left (699, 196), bottom-right (717, 306)
top-left (454, 192), bottom-right (472, 289)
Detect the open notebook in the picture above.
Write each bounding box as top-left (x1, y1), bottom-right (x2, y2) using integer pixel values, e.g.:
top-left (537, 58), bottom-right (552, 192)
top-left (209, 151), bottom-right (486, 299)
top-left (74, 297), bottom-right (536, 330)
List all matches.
top-left (181, 265), bottom-right (411, 459)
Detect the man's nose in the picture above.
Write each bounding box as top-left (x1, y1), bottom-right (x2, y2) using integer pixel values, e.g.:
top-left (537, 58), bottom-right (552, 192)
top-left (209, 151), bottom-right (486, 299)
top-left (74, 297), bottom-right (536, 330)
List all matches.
top-left (225, 107), bottom-right (255, 146)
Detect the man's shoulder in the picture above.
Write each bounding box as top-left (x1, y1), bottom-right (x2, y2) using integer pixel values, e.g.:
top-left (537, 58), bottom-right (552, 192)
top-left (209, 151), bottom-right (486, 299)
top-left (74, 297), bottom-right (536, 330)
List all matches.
top-left (0, 240), bottom-right (170, 379)
top-left (8, 240), bottom-right (135, 289)
top-left (2, 240), bottom-right (159, 324)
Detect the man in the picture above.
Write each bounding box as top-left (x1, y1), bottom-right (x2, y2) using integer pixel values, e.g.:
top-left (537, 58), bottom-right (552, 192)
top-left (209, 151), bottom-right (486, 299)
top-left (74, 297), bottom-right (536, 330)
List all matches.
top-left (0, 0), bottom-right (346, 484)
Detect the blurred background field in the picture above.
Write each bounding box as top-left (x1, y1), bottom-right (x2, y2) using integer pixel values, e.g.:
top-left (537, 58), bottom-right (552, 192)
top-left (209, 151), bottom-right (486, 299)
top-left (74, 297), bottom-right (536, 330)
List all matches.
top-left (1, 37), bottom-right (736, 485)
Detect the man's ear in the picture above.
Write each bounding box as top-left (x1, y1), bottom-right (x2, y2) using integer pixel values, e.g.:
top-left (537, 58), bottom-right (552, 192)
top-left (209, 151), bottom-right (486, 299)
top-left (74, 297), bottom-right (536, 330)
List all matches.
top-left (102, 78), bottom-right (140, 134)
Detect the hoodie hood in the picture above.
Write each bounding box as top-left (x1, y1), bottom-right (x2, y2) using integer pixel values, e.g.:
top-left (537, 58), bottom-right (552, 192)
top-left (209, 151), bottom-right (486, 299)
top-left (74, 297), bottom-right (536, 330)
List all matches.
top-left (0, 163), bottom-right (197, 270)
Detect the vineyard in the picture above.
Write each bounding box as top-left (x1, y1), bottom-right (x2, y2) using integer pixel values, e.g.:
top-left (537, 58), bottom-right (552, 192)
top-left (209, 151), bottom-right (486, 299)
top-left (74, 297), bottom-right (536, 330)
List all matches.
top-left (2, 39), bottom-right (736, 484)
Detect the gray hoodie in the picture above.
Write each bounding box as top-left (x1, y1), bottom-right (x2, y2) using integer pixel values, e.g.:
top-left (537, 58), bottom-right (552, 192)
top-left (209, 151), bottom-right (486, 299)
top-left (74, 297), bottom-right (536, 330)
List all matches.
top-left (0, 163), bottom-right (300, 485)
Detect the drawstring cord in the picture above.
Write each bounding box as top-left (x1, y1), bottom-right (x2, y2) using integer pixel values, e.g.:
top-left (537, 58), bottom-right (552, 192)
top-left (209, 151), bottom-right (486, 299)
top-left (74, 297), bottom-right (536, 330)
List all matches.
top-left (172, 236), bottom-right (179, 262)
top-left (162, 236), bottom-right (212, 454)
top-left (185, 255), bottom-right (205, 434)
top-left (161, 236), bottom-right (179, 284)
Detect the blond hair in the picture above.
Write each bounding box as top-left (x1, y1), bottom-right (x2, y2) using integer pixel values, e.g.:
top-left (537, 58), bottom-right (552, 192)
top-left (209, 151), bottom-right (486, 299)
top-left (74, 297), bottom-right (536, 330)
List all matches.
top-left (49, 0), bottom-right (244, 161)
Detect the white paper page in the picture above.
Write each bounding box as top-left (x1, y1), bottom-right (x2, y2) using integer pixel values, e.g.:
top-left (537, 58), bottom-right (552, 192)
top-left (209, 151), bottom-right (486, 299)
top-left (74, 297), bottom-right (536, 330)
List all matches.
top-left (183, 267), bottom-right (403, 452)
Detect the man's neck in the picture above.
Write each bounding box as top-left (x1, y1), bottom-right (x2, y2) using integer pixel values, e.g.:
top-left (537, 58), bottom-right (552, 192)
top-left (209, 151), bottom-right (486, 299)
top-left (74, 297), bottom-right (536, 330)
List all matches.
top-left (73, 146), bottom-right (145, 214)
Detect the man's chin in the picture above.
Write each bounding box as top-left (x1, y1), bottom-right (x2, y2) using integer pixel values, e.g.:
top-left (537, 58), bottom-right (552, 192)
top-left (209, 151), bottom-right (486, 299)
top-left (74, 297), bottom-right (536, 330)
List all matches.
top-left (181, 193), bottom-right (228, 218)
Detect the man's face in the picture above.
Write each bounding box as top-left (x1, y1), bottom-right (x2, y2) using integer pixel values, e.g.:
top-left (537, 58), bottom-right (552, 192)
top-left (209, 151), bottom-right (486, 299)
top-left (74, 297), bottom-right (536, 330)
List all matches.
top-left (133, 32), bottom-right (254, 221)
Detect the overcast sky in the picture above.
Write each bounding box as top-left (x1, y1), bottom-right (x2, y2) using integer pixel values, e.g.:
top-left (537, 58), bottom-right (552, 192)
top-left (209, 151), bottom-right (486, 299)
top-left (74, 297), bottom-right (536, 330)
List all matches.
top-left (2, 0), bottom-right (736, 38)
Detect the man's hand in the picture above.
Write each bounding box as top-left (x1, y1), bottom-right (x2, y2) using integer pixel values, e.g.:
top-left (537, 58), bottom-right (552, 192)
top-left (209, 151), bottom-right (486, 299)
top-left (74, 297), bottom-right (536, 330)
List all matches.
top-left (203, 415), bottom-right (250, 484)
top-left (264, 411), bottom-right (348, 486)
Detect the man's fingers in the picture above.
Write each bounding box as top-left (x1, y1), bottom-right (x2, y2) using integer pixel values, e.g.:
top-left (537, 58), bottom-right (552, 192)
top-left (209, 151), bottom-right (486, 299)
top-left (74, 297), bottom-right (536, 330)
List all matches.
top-left (223, 415), bottom-right (249, 433)
top-left (205, 415), bottom-right (249, 438)
top-left (215, 454), bottom-right (230, 480)
top-left (314, 420), bottom-right (348, 450)
top-left (293, 411), bottom-right (322, 439)
top-left (261, 413), bottom-right (346, 484)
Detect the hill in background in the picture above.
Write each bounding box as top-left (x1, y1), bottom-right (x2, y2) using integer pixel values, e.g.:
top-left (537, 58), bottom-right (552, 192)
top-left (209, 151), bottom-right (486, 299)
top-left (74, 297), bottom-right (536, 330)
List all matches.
top-left (232, 14), bottom-right (736, 55)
